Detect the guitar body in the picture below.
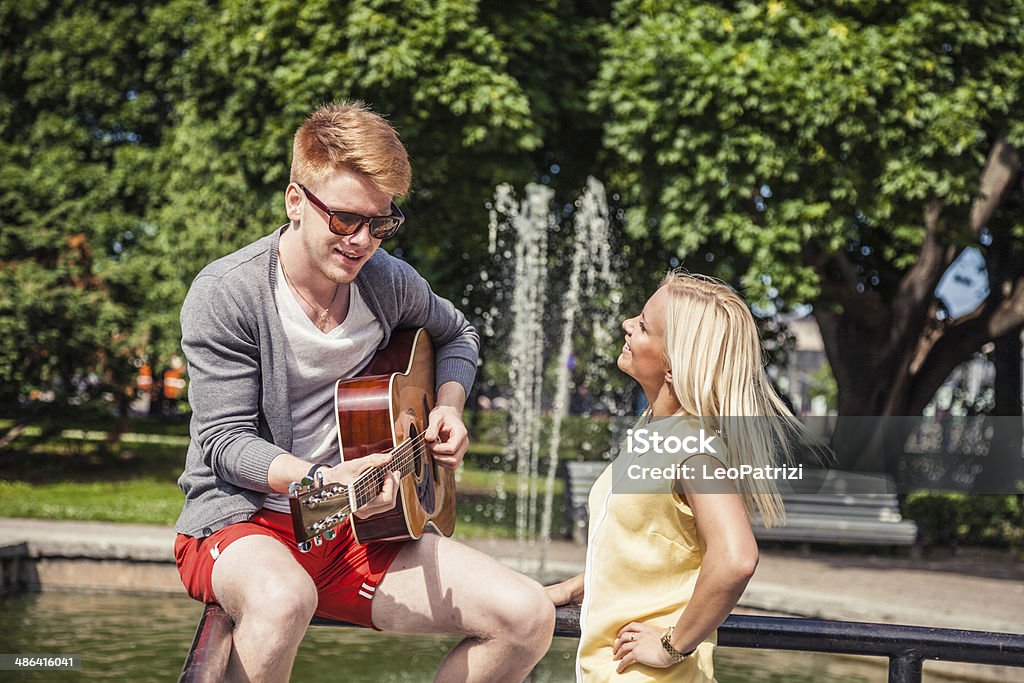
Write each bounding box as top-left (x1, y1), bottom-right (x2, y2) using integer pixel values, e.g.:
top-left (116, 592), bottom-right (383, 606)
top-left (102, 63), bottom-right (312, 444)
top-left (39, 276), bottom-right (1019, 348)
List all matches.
top-left (335, 328), bottom-right (456, 543)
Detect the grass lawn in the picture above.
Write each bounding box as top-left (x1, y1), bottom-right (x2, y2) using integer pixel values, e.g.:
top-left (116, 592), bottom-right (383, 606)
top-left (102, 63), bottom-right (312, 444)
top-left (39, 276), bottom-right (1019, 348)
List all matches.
top-left (0, 479), bottom-right (185, 525)
top-left (0, 418), bottom-right (569, 539)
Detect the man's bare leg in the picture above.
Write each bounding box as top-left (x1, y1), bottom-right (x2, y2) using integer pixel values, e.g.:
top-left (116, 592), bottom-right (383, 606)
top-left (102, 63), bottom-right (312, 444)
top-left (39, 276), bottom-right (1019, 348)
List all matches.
top-left (371, 534), bottom-right (556, 683)
top-left (210, 535), bottom-right (318, 683)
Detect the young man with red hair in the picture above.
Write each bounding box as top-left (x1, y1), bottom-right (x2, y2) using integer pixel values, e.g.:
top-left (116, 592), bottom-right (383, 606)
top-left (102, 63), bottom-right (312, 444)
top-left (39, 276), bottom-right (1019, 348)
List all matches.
top-left (174, 101), bottom-right (554, 681)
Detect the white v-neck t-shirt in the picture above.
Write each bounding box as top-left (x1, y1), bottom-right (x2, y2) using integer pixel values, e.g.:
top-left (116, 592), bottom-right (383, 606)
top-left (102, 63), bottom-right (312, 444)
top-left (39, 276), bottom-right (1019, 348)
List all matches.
top-left (262, 264), bottom-right (384, 513)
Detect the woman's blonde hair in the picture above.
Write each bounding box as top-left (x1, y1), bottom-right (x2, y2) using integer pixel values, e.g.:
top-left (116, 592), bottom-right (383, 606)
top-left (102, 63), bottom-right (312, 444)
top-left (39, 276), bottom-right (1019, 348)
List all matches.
top-left (290, 101), bottom-right (412, 198)
top-left (660, 270), bottom-right (802, 527)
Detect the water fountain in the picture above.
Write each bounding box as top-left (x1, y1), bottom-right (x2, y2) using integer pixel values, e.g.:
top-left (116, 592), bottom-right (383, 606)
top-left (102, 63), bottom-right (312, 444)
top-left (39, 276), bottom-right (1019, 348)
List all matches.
top-left (484, 177), bottom-right (621, 578)
top-left (487, 182), bottom-right (553, 561)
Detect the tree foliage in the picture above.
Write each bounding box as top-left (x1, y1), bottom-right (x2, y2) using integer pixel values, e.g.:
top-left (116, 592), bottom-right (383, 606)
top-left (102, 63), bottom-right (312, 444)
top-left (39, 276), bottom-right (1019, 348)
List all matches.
top-left (593, 0), bottom-right (1024, 415)
top-left (3, 0), bottom-right (1023, 420)
top-left (0, 0), bottom-right (604, 409)
top-left (0, 1), bottom-right (171, 407)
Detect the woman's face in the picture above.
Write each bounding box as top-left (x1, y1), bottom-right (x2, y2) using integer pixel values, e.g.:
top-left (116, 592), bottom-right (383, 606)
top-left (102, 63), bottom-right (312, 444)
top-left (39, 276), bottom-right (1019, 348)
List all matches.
top-left (617, 286), bottom-right (670, 392)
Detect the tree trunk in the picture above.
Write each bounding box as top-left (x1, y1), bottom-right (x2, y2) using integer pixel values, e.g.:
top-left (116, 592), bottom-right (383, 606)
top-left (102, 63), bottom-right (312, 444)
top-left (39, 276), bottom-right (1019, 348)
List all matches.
top-left (977, 311), bottom-right (1024, 493)
top-left (993, 330), bottom-right (1022, 416)
top-left (814, 308), bottom-right (911, 477)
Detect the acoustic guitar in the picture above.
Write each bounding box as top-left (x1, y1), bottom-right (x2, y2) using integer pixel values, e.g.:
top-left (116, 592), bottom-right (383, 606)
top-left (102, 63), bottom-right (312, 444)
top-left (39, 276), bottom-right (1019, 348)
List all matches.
top-left (288, 328), bottom-right (456, 550)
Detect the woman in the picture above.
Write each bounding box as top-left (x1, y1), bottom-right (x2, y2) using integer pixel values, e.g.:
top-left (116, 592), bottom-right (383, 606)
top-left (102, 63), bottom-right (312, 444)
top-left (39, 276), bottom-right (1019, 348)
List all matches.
top-left (547, 271), bottom-right (803, 681)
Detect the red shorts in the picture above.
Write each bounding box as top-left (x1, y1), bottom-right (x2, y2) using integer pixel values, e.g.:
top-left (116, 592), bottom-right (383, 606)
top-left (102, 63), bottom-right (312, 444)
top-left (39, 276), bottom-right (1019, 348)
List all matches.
top-left (174, 510), bottom-right (407, 629)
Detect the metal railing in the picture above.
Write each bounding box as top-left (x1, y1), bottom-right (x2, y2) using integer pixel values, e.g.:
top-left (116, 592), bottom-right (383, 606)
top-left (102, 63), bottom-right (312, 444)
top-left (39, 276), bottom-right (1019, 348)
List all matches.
top-left (181, 602), bottom-right (1024, 683)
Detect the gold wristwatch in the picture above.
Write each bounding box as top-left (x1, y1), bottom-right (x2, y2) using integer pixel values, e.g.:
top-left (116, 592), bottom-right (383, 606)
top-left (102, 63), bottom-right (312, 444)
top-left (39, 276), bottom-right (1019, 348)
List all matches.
top-left (660, 627), bottom-right (696, 662)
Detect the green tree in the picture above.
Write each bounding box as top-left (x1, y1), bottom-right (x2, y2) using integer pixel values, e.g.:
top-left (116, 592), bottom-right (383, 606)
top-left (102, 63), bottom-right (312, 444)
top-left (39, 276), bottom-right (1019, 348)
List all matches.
top-left (0, 0), bottom-right (607, 410)
top-left (0, 1), bottom-right (172, 410)
top-left (138, 0), bottom-right (608, 380)
top-left (593, 0), bottom-right (1024, 417)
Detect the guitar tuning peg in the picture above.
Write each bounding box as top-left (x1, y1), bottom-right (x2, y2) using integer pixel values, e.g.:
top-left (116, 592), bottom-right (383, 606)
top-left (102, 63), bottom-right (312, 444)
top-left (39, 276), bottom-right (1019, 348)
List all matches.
top-left (288, 481), bottom-right (301, 494)
top-left (313, 535), bottom-right (324, 547)
top-left (323, 529), bottom-right (337, 542)
top-left (297, 540), bottom-right (312, 553)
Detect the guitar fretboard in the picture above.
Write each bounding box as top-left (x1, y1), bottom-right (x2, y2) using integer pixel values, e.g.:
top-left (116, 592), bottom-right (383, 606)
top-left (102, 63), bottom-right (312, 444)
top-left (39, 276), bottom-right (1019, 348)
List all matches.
top-left (350, 432), bottom-right (430, 509)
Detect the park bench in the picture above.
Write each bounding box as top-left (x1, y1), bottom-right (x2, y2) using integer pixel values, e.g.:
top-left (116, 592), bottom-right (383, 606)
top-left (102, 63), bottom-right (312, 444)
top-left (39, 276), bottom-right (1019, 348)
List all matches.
top-left (564, 461), bottom-right (918, 547)
top-left (752, 470), bottom-right (919, 547)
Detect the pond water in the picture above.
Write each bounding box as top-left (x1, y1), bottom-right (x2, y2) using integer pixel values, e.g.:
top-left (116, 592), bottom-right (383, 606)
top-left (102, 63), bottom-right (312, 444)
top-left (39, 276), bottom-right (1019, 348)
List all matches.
top-left (1, 591), bottom-right (902, 682)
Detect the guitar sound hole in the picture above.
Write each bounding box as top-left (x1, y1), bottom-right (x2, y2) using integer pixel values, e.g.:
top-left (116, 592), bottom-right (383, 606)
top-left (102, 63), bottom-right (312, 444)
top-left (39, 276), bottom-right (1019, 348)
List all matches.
top-left (418, 395), bottom-right (438, 481)
top-left (408, 423), bottom-right (436, 514)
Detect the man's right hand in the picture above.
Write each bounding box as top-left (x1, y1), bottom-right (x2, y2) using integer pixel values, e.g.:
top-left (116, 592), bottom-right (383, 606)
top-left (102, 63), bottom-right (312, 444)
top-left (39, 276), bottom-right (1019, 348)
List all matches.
top-left (323, 452), bottom-right (401, 519)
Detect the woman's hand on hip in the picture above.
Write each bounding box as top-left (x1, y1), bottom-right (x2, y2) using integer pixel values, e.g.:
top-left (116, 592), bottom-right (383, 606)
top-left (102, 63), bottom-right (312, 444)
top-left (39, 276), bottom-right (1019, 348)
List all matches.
top-left (612, 622), bottom-right (676, 672)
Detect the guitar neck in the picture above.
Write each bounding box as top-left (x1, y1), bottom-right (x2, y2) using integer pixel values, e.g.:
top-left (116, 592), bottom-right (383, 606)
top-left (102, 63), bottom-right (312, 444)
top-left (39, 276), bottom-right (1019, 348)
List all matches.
top-left (349, 433), bottom-right (426, 510)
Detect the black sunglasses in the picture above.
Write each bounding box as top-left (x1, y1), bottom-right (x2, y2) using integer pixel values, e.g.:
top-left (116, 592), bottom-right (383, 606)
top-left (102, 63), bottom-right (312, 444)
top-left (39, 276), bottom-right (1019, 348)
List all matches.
top-left (298, 184), bottom-right (405, 240)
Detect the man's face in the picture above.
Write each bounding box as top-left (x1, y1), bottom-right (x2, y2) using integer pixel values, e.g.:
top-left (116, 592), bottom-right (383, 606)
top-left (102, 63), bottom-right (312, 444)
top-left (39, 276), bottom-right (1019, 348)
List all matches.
top-left (290, 167), bottom-right (389, 284)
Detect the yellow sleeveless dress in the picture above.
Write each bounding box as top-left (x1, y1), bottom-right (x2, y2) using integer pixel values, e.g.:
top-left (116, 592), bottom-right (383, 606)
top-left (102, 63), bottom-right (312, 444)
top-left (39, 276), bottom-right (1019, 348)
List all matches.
top-left (576, 423), bottom-right (717, 682)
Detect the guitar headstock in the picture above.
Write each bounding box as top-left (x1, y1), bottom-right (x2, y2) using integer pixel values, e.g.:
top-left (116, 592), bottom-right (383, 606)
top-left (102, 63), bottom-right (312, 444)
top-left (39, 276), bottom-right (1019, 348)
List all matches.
top-left (288, 472), bottom-right (353, 550)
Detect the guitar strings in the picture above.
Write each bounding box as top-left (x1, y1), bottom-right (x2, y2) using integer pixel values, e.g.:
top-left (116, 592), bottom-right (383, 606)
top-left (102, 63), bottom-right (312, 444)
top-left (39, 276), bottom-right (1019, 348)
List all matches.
top-left (348, 432), bottom-right (433, 505)
top-left (305, 436), bottom-right (430, 536)
top-left (350, 439), bottom-right (430, 507)
top-left (350, 433), bottom-right (427, 502)
top-left (306, 434), bottom-right (428, 515)
top-left (304, 433), bottom-right (432, 535)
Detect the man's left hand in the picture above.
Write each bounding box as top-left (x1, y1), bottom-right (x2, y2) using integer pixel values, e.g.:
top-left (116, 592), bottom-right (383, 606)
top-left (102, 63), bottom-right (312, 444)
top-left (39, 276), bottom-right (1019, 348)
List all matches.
top-left (425, 405), bottom-right (469, 469)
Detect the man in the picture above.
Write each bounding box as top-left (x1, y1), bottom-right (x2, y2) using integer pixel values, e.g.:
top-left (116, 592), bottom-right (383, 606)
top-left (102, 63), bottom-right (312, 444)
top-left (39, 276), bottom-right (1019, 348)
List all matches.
top-left (173, 101), bottom-right (554, 682)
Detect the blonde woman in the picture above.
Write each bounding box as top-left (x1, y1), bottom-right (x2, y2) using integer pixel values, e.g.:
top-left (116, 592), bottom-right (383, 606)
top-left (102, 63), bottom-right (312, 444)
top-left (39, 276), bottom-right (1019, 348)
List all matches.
top-left (546, 271), bottom-right (801, 682)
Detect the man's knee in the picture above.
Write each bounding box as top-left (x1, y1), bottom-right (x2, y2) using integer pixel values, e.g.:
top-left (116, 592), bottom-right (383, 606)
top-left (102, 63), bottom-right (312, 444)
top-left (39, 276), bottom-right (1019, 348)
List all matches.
top-left (241, 572), bottom-right (318, 628)
top-left (213, 538), bottom-right (318, 629)
top-left (487, 579), bottom-right (555, 650)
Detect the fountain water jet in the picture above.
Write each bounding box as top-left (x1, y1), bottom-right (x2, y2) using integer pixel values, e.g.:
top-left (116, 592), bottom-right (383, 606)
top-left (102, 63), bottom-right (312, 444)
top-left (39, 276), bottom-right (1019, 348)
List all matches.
top-left (485, 177), bottom-right (620, 577)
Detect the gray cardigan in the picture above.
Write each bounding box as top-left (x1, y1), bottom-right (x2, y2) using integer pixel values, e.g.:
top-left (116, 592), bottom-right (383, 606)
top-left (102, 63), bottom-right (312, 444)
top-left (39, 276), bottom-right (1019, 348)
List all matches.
top-left (174, 227), bottom-right (479, 537)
